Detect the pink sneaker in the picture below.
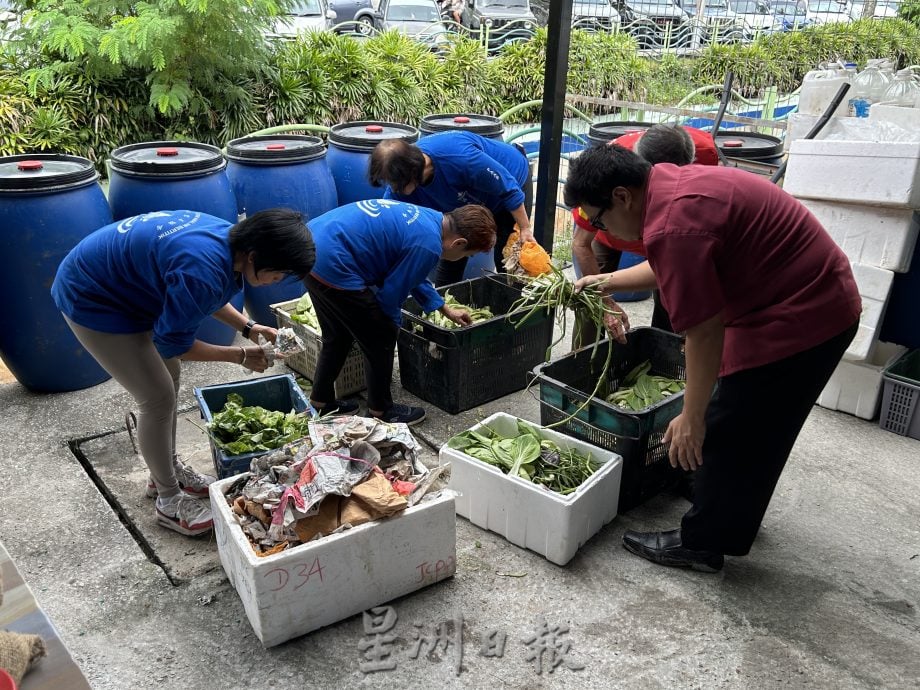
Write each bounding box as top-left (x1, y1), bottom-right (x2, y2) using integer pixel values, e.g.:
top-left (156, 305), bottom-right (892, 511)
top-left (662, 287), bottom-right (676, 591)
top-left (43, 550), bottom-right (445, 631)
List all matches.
top-left (146, 459), bottom-right (215, 498)
top-left (155, 494), bottom-right (213, 537)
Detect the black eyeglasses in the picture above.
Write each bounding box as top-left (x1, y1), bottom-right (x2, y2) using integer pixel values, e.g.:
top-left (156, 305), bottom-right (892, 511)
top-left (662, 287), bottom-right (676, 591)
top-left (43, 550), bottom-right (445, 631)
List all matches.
top-left (588, 207), bottom-right (607, 231)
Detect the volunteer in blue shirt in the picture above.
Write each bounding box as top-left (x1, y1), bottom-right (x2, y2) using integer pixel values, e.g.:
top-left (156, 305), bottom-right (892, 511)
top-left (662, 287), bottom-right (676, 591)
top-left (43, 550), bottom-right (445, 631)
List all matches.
top-left (51, 209), bottom-right (315, 537)
top-left (305, 199), bottom-right (497, 425)
top-left (369, 130), bottom-right (532, 286)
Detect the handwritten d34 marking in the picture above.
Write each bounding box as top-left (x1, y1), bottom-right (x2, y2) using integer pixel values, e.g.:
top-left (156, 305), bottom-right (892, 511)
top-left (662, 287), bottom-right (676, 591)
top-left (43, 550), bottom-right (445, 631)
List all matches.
top-left (262, 557), bottom-right (326, 592)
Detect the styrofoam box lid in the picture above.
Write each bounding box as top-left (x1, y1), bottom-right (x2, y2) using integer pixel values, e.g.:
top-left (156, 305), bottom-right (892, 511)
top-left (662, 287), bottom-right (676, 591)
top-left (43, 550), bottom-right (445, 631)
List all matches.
top-left (788, 139), bottom-right (920, 159)
top-left (441, 412), bottom-right (623, 504)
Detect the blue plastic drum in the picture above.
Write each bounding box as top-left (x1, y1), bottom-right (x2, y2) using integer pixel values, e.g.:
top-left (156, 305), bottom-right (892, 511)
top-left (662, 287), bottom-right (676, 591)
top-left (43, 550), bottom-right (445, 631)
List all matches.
top-left (107, 141), bottom-right (242, 345)
top-left (419, 114), bottom-right (505, 140)
top-left (0, 154), bottom-right (113, 392)
top-left (226, 135), bottom-right (337, 325)
top-left (326, 121), bottom-right (419, 205)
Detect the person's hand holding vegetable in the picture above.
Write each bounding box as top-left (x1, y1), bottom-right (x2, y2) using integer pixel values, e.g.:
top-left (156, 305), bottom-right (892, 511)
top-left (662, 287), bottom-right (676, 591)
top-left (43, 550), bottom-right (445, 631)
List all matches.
top-left (440, 304), bottom-right (473, 326)
top-left (574, 272), bottom-right (613, 295)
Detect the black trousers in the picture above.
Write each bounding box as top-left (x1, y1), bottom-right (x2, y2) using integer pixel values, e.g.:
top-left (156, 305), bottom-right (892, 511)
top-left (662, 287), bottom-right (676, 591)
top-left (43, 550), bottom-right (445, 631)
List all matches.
top-left (680, 320), bottom-right (858, 556)
top-left (434, 150), bottom-right (534, 287)
top-left (303, 275), bottom-right (398, 412)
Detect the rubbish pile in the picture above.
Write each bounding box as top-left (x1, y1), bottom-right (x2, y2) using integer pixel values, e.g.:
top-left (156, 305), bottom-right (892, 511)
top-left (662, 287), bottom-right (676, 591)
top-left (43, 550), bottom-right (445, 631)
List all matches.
top-left (224, 415), bottom-right (451, 556)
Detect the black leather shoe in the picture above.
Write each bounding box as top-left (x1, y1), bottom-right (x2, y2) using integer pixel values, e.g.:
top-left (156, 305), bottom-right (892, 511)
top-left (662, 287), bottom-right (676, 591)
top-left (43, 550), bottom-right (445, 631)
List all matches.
top-left (622, 529), bottom-right (724, 573)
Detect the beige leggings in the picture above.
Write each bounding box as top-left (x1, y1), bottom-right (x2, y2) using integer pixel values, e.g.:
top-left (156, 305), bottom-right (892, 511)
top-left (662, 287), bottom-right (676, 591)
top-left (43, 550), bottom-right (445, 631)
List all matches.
top-left (65, 317), bottom-right (182, 498)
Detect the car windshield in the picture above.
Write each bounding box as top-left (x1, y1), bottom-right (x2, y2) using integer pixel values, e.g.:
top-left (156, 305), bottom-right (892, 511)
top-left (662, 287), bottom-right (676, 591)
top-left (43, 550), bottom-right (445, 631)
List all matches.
top-left (733, 0), bottom-right (762, 11)
top-left (290, 0), bottom-right (323, 16)
top-left (387, 0), bottom-right (440, 20)
top-left (705, 0), bottom-right (730, 9)
top-left (807, 0), bottom-right (845, 11)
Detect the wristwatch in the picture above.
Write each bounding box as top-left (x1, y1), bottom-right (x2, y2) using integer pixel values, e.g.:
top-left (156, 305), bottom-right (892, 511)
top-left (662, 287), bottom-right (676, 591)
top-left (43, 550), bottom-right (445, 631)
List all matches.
top-left (241, 319), bottom-right (256, 339)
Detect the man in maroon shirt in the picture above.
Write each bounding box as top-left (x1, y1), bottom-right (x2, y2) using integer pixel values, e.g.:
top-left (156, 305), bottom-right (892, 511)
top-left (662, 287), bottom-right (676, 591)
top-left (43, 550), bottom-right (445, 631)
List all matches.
top-left (565, 145), bottom-right (861, 572)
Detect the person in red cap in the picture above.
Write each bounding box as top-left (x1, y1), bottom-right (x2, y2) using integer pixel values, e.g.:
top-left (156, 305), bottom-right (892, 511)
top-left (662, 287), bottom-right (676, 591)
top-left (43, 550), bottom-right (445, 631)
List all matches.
top-left (571, 124), bottom-right (719, 346)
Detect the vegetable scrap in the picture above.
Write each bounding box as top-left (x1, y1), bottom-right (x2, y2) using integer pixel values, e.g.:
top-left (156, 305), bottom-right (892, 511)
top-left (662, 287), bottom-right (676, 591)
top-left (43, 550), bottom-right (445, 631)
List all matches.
top-left (420, 293), bottom-right (493, 330)
top-left (502, 229), bottom-right (552, 277)
top-left (605, 360), bottom-right (686, 411)
top-left (289, 292), bottom-right (321, 332)
top-left (206, 393), bottom-right (311, 456)
top-left (447, 419), bottom-right (603, 495)
top-left (223, 416), bottom-right (452, 556)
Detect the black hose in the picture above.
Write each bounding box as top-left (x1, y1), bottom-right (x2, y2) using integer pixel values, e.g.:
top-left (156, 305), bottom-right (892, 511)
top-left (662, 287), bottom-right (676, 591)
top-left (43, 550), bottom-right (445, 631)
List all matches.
top-left (710, 70), bottom-right (735, 166)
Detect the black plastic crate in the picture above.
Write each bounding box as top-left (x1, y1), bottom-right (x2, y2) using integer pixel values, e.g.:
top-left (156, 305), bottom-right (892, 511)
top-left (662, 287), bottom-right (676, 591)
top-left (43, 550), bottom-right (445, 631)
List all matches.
top-left (532, 327), bottom-right (686, 512)
top-left (398, 275), bottom-right (554, 414)
top-left (194, 374), bottom-right (312, 479)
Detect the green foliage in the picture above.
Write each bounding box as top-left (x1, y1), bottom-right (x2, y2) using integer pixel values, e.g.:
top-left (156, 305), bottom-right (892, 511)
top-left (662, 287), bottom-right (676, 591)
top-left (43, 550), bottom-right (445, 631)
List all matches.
top-left (693, 19), bottom-right (920, 93)
top-left (20, 0), bottom-right (287, 115)
top-left (898, 0), bottom-right (920, 26)
top-left (4, 16), bottom-right (918, 169)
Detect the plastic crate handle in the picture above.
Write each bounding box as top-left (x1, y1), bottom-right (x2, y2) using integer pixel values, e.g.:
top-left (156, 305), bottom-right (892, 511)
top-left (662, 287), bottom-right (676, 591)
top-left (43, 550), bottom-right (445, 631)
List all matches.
top-left (527, 385), bottom-right (643, 441)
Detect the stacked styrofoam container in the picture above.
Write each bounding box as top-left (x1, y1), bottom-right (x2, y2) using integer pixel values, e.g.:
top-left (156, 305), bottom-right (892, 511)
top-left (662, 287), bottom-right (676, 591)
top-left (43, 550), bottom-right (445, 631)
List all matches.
top-left (783, 127), bottom-right (920, 420)
top-left (440, 412), bottom-right (623, 566)
top-left (209, 477), bottom-right (457, 647)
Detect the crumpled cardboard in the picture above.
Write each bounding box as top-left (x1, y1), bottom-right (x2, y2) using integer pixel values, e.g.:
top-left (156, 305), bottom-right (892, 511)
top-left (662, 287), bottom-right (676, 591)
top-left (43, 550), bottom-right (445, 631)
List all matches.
top-left (292, 471), bottom-right (408, 542)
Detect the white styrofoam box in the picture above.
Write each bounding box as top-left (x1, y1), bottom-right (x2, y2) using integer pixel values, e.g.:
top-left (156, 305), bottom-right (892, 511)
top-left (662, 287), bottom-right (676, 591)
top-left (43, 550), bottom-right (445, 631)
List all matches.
top-left (210, 477), bottom-right (457, 647)
top-left (800, 199), bottom-right (920, 272)
top-left (441, 412), bottom-right (623, 566)
top-left (869, 103), bottom-right (920, 134)
top-left (783, 139), bottom-right (920, 208)
top-left (818, 342), bottom-right (908, 419)
top-left (846, 263), bottom-right (895, 362)
top-left (783, 113), bottom-right (823, 152)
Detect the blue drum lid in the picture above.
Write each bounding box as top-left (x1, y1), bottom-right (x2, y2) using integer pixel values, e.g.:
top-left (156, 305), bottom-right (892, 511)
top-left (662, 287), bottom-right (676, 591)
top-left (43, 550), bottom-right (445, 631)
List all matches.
top-left (328, 121), bottom-right (419, 152)
top-left (109, 141), bottom-right (226, 177)
top-left (226, 135), bottom-right (327, 165)
top-left (0, 154), bottom-right (99, 193)
top-left (419, 113), bottom-right (504, 137)
top-left (587, 121), bottom-right (653, 144)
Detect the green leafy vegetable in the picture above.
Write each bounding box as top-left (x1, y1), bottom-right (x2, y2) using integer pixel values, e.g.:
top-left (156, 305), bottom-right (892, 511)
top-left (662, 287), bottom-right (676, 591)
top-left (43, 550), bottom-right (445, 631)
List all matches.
top-left (605, 360), bottom-right (686, 411)
top-left (420, 293), bottom-right (494, 330)
top-left (289, 293), bottom-right (321, 332)
top-left (207, 393), bottom-right (311, 455)
top-left (447, 421), bottom-right (603, 495)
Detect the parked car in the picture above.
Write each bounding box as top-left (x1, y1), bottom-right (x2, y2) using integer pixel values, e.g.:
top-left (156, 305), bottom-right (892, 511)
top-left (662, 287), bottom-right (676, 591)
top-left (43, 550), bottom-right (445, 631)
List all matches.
top-left (805, 0), bottom-right (850, 23)
top-left (615, 0), bottom-right (691, 49)
top-left (849, 0), bottom-right (899, 18)
top-left (770, 0), bottom-right (812, 29)
top-left (460, 0), bottom-right (538, 45)
top-left (730, 0), bottom-right (780, 35)
top-left (270, 0), bottom-right (338, 37)
top-left (329, 0), bottom-right (376, 32)
top-left (698, 0), bottom-right (746, 42)
top-left (355, 0), bottom-right (451, 47)
top-left (572, 0), bottom-right (622, 32)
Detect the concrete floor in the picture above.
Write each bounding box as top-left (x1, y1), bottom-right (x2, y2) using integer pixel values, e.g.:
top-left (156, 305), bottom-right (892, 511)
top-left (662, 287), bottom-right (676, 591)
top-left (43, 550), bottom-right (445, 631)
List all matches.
top-left (1, 298), bottom-right (919, 689)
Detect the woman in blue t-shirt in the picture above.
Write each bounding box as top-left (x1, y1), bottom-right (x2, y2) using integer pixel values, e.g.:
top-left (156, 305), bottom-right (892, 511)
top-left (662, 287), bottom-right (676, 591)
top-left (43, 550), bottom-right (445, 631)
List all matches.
top-left (369, 131), bottom-right (532, 286)
top-left (52, 208), bottom-right (315, 537)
